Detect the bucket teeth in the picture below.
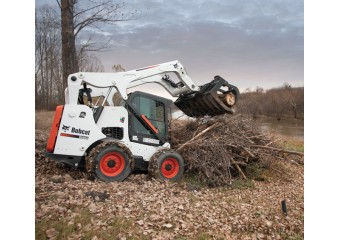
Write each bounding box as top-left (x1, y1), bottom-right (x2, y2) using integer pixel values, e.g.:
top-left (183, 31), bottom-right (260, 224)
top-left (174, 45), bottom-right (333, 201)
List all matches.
top-left (174, 76), bottom-right (239, 117)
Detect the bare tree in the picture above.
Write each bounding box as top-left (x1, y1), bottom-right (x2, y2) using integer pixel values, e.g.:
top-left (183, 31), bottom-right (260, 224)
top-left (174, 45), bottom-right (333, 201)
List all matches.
top-left (238, 87), bottom-right (265, 118)
top-left (35, 4), bottom-right (107, 109)
top-left (239, 84), bottom-right (304, 120)
top-left (267, 88), bottom-right (285, 120)
top-left (78, 52), bottom-right (104, 72)
top-left (283, 83), bottom-right (298, 119)
top-left (112, 64), bottom-right (125, 72)
top-left (35, 6), bottom-right (63, 109)
top-left (56, 0), bottom-right (136, 92)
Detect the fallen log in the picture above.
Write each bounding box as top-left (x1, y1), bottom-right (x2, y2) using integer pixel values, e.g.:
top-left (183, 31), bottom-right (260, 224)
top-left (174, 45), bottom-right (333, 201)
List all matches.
top-left (251, 145), bottom-right (304, 156)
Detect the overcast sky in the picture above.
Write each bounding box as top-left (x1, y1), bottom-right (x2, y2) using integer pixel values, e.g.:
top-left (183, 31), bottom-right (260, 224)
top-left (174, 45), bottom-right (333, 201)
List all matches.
top-left (36, 0), bottom-right (303, 95)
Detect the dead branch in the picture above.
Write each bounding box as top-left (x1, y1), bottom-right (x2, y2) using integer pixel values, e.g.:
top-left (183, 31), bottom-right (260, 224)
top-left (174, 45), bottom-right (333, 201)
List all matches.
top-left (251, 145), bottom-right (304, 156)
top-left (231, 161), bottom-right (247, 166)
top-left (177, 122), bottom-right (221, 151)
top-left (231, 158), bottom-right (247, 179)
top-left (177, 114), bottom-right (240, 151)
top-left (265, 138), bottom-right (282, 146)
top-left (240, 146), bottom-right (256, 158)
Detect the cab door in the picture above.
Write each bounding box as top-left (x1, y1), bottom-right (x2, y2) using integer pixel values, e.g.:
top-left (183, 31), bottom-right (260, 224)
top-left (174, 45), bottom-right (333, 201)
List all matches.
top-left (126, 91), bottom-right (171, 146)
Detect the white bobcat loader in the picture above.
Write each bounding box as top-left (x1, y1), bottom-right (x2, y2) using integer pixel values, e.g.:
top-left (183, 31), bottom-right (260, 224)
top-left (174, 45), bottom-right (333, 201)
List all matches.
top-left (46, 60), bottom-right (239, 182)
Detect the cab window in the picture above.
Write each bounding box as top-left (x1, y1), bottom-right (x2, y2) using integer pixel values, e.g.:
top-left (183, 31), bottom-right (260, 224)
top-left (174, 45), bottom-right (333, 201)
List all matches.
top-left (132, 96), bottom-right (166, 138)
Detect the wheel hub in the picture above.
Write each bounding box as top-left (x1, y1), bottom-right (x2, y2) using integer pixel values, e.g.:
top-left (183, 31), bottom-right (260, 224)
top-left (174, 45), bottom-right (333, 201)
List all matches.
top-left (161, 158), bottom-right (180, 179)
top-left (165, 164), bottom-right (172, 171)
top-left (100, 152), bottom-right (125, 177)
top-left (107, 159), bottom-right (116, 168)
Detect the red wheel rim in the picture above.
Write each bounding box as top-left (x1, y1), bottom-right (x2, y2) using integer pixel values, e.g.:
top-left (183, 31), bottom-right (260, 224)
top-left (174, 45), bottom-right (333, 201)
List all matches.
top-left (99, 152), bottom-right (125, 177)
top-left (161, 158), bottom-right (180, 179)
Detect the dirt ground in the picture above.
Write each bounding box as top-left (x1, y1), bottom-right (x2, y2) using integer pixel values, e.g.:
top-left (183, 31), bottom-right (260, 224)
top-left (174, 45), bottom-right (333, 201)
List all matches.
top-left (35, 111), bottom-right (304, 240)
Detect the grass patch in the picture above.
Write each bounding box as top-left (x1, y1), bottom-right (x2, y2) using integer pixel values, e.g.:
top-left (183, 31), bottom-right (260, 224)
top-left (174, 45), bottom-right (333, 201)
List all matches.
top-left (183, 170), bottom-right (258, 190)
top-left (280, 232), bottom-right (304, 240)
top-left (36, 215), bottom-right (80, 240)
top-left (182, 174), bottom-right (208, 190)
top-left (230, 179), bottom-right (255, 189)
top-left (261, 160), bottom-right (293, 182)
top-left (35, 208), bottom-right (142, 240)
top-left (198, 233), bottom-right (212, 240)
top-left (244, 163), bottom-right (266, 181)
top-left (277, 138), bottom-right (304, 153)
top-left (194, 232), bottom-right (225, 240)
top-left (175, 232), bottom-right (225, 240)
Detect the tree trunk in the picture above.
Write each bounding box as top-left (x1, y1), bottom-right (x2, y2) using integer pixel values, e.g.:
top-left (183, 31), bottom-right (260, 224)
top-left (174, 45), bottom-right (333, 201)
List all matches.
top-left (61, 0), bottom-right (78, 94)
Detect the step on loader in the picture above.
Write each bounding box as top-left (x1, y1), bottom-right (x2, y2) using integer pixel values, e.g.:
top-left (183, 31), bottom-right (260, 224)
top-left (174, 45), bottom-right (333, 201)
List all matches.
top-left (45, 60), bottom-right (239, 182)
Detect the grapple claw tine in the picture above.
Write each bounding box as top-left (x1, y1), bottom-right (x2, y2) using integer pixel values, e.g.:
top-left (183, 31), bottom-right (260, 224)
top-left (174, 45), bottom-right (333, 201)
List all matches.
top-left (174, 76), bottom-right (239, 117)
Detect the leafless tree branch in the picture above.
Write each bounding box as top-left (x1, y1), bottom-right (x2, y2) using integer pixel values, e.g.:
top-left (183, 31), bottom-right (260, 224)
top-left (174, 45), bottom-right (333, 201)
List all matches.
top-left (73, 1), bottom-right (136, 37)
top-left (55, 0), bottom-right (61, 9)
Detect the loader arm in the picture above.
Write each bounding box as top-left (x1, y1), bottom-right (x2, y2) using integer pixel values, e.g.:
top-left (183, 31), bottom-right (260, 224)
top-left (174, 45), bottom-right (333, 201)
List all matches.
top-left (65, 60), bottom-right (239, 117)
top-left (66, 60), bottom-right (197, 103)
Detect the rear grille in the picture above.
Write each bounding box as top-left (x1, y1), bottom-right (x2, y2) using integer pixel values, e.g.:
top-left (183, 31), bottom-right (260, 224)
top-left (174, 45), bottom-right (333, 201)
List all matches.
top-left (102, 127), bottom-right (123, 140)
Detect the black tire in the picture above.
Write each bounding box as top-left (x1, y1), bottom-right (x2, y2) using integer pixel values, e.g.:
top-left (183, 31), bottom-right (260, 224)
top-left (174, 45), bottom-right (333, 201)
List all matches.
top-left (149, 150), bottom-right (184, 181)
top-left (94, 145), bottom-right (131, 182)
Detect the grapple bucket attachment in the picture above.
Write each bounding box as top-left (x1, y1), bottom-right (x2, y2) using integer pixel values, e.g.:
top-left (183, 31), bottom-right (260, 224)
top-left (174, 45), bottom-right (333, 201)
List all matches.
top-left (174, 76), bottom-right (240, 117)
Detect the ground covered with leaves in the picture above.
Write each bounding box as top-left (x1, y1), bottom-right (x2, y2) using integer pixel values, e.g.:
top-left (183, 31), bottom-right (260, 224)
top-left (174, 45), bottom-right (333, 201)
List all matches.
top-left (35, 111), bottom-right (304, 239)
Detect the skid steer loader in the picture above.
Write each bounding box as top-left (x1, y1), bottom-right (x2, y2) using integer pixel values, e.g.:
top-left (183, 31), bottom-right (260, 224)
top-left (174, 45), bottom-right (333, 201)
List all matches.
top-left (46, 60), bottom-right (239, 182)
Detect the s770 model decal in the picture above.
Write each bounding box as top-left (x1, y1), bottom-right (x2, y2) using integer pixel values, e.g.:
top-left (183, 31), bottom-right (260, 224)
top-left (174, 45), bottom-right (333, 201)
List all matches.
top-left (60, 133), bottom-right (89, 140)
top-left (60, 133), bottom-right (79, 138)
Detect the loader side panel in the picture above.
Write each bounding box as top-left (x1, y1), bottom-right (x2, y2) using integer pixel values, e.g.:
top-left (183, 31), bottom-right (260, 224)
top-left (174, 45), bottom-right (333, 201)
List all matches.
top-left (95, 106), bottom-right (129, 143)
top-left (46, 105), bottom-right (64, 152)
top-left (53, 105), bottom-right (106, 156)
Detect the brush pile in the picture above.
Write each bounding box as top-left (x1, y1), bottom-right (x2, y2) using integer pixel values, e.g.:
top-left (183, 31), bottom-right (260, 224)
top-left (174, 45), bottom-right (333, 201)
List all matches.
top-left (169, 114), bottom-right (303, 186)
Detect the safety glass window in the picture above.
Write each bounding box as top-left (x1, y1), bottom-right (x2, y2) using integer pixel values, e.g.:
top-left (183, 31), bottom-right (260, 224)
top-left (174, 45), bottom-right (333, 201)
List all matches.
top-left (132, 96), bottom-right (166, 138)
